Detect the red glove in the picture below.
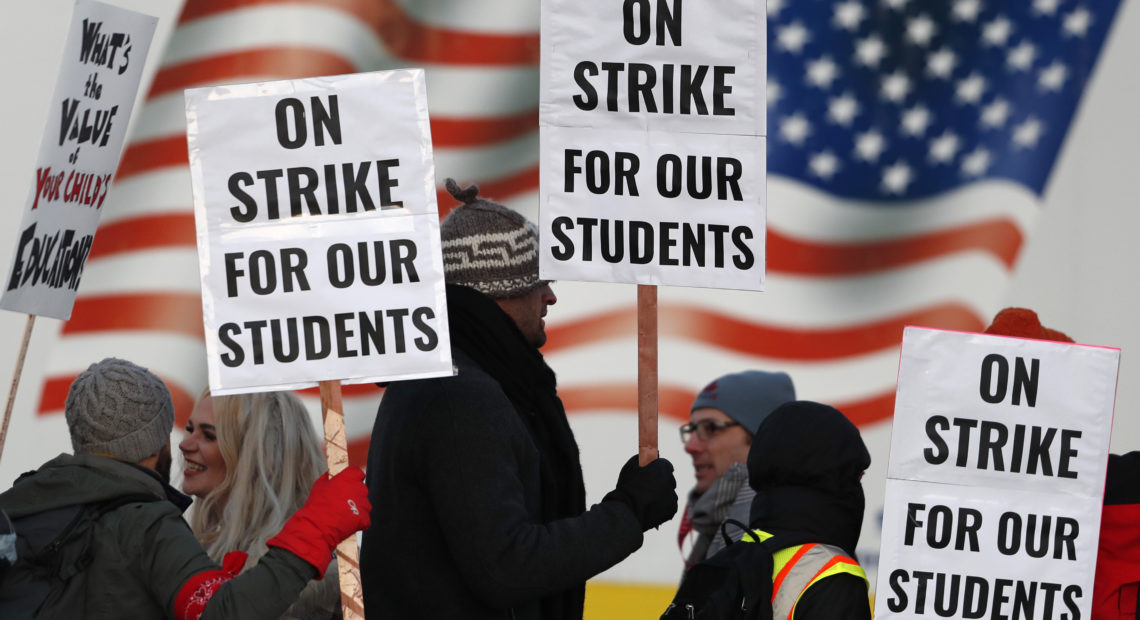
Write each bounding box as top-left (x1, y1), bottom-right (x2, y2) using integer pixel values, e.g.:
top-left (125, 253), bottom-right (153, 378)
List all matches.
top-left (267, 466), bottom-right (371, 577)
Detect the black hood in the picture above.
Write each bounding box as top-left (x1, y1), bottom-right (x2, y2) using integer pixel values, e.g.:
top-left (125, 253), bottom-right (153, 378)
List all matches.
top-left (747, 401), bottom-right (871, 557)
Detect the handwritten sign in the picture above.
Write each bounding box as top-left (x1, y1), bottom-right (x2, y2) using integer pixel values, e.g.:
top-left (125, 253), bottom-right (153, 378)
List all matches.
top-left (1, 0), bottom-right (156, 319)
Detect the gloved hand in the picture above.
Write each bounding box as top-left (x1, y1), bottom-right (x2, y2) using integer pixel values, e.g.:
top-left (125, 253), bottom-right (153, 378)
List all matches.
top-left (267, 466), bottom-right (371, 577)
top-left (603, 455), bottom-right (678, 531)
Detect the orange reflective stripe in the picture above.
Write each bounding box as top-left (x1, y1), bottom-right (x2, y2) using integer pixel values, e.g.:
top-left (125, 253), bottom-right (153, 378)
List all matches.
top-left (814, 555), bottom-right (855, 578)
top-left (771, 543), bottom-right (817, 601)
top-left (788, 554), bottom-right (868, 620)
top-left (808, 554), bottom-right (866, 587)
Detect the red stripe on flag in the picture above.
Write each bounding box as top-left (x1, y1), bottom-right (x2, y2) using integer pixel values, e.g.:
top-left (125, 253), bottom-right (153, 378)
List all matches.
top-left (117, 136), bottom-right (188, 181)
top-left (115, 119), bottom-right (535, 185)
top-left (148, 48), bottom-right (358, 99)
top-left (371, 0), bottom-right (539, 65)
top-left (39, 373), bottom-right (197, 429)
top-left (176, 0), bottom-right (539, 66)
top-left (347, 435), bottom-right (369, 468)
top-left (558, 384), bottom-right (697, 423)
top-left (768, 219), bottom-right (1024, 274)
top-left (62, 294), bottom-right (205, 339)
top-left (431, 113), bottom-right (537, 148)
top-left (297, 383), bottom-right (383, 397)
top-left (89, 214), bottom-right (197, 259)
top-left (545, 303), bottom-right (985, 361)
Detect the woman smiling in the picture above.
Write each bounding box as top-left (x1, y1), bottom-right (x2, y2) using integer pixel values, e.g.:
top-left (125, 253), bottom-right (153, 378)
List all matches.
top-left (180, 389), bottom-right (340, 619)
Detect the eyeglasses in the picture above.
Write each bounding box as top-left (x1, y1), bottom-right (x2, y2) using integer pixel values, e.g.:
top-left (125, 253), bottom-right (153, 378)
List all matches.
top-left (679, 420), bottom-right (741, 443)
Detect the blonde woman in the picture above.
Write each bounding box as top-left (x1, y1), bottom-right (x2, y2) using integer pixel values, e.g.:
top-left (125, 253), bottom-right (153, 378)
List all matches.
top-left (180, 389), bottom-right (341, 620)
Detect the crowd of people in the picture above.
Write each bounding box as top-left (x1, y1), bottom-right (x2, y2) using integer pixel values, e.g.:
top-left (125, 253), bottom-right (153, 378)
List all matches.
top-left (0, 180), bottom-right (1135, 619)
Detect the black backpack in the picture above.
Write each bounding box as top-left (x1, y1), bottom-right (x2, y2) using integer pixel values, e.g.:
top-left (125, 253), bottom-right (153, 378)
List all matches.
top-left (0, 493), bottom-right (156, 619)
top-left (662, 520), bottom-right (814, 620)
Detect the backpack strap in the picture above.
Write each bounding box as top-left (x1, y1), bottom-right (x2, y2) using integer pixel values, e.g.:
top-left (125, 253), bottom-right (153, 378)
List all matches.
top-left (50, 494), bottom-right (161, 580)
top-left (719, 518), bottom-right (752, 548)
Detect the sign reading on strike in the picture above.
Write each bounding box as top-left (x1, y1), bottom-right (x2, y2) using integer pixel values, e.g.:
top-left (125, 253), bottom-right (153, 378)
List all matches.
top-left (876, 327), bottom-right (1119, 620)
top-left (1, 0), bottom-right (156, 320)
top-left (539, 0), bottom-right (767, 290)
top-left (186, 70), bottom-right (452, 395)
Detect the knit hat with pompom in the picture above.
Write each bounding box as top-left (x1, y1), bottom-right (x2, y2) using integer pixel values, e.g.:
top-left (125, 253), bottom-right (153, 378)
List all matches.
top-left (439, 178), bottom-right (548, 299)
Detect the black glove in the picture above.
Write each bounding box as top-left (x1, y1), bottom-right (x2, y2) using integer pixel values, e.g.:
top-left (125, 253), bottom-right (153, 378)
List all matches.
top-left (603, 455), bottom-right (678, 530)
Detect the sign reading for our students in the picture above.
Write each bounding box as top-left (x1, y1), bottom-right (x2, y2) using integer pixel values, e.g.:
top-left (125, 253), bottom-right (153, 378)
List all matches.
top-left (186, 70), bottom-right (452, 395)
top-left (539, 0), bottom-right (767, 290)
top-left (0, 0), bottom-right (156, 319)
top-left (876, 327), bottom-right (1119, 620)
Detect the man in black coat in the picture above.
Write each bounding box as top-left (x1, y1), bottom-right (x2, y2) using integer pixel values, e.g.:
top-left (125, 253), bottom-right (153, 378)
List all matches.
top-left (360, 179), bottom-right (678, 620)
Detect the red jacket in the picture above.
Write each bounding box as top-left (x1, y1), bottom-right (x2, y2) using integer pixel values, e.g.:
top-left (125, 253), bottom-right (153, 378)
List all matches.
top-left (1094, 453), bottom-right (1140, 620)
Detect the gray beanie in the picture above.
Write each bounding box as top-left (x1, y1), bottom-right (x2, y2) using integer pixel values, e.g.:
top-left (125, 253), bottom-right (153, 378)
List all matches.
top-left (691, 370), bottom-right (796, 435)
top-left (64, 357), bottom-right (175, 463)
top-left (439, 178), bottom-right (547, 299)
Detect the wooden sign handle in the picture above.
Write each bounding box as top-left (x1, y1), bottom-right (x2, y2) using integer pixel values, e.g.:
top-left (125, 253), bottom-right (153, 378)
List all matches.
top-left (0, 314), bottom-right (35, 465)
top-left (318, 380), bottom-right (366, 619)
top-left (637, 285), bottom-right (659, 466)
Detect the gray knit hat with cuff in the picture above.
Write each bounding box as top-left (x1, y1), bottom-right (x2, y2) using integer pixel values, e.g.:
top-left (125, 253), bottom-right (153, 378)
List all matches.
top-left (691, 370), bottom-right (796, 435)
top-left (440, 178), bottom-right (548, 299)
top-left (65, 357), bottom-right (175, 463)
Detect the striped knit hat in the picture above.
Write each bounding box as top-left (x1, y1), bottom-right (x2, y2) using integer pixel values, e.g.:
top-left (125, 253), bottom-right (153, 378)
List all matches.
top-left (440, 178), bottom-right (547, 298)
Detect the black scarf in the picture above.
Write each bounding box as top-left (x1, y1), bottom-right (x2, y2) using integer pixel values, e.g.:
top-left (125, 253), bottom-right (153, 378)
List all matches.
top-left (446, 284), bottom-right (587, 619)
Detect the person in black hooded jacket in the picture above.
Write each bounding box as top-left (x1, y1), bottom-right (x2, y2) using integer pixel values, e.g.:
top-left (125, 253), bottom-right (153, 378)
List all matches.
top-left (746, 400), bottom-right (872, 619)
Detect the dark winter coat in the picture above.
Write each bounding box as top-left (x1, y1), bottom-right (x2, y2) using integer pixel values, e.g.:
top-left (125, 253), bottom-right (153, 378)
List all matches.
top-left (360, 285), bottom-right (643, 620)
top-left (0, 453), bottom-right (316, 620)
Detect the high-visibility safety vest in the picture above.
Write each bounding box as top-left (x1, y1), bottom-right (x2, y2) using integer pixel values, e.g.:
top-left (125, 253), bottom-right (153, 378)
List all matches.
top-left (741, 530), bottom-right (868, 620)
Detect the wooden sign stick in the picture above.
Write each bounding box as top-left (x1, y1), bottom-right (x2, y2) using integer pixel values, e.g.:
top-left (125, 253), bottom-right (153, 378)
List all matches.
top-left (637, 285), bottom-right (659, 466)
top-left (318, 379), bottom-right (367, 619)
top-left (0, 314), bottom-right (36, 464)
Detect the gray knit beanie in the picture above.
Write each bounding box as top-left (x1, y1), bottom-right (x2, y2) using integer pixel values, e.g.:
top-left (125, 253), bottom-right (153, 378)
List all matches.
top-left (691, 370), bottom-right (796, 435)
top-left (64, 357), bottom-right (175, 463)
top-left (439, 178), bottom-right (547, 299)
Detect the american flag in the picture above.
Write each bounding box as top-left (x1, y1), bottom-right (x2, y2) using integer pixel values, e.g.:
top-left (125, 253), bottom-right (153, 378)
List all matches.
top-left (20, 0), bottom-right (1123, 587)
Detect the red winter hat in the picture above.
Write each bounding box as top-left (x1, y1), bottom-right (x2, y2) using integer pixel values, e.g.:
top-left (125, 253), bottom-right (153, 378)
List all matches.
top-left (983, 307), bottom-right (1074, 343)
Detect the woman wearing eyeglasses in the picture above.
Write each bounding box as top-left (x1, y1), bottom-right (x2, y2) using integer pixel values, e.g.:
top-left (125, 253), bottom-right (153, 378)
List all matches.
top-left (676, 370), bottom-right (796, 575)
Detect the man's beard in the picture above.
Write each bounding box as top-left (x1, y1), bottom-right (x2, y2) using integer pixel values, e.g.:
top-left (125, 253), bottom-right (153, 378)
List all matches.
top-left (153, 443), bottom-right (173, 482)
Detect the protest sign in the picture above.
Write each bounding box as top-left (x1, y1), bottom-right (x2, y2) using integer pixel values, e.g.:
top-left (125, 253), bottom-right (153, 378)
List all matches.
top-left (0, 0), bottom-right (156, 320)
top-left (876, 326), bottom-right (1119, 619)
top-left (186, 69), bottom-right (452, 395)
top-left (539, 0), bottom-right (766, 290)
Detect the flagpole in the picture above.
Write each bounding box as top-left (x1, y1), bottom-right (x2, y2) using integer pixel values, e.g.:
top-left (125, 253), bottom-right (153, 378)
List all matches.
top-left (638, 285), bottom-right (658, 466)
top-left (0, 314), bottom-right (35, 464)
top-left (318, 379), bottom-right (366, 620)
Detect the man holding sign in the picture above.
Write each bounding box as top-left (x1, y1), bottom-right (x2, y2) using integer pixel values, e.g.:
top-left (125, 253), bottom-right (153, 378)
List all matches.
top-left (361, 180), bottom-right (678, 620)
